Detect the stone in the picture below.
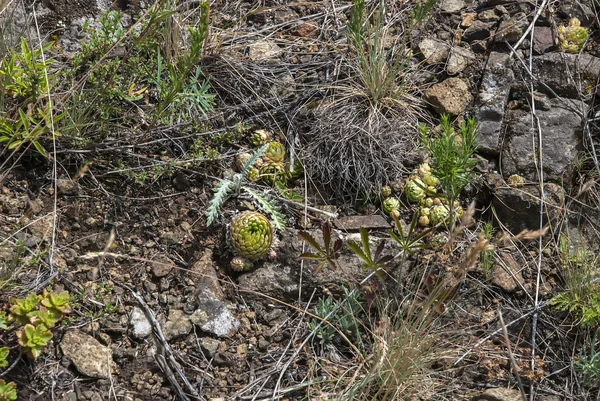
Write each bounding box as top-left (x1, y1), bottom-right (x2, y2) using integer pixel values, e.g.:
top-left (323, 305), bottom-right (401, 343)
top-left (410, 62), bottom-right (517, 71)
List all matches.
top-left (418, 38), bottom-right (450, 65)
top-left (447, 46), bottom-right (476, 75)
top-left (532, 26), bottom-right (555, 55)
top-left (293, 22), bottom-right (318, 38)
top-left (472, 388), bottom-right (523, 401)
top-left (439, 0), bottom-right (465, 13)
top-left (199, 337), bottom-right (220, 358)
top-left (57, 178), bottom-right (78, 196)
top-left (492, 181), bottom-right (565, 233)
top-left (334, 215), bottom-right (391, 231)
top-left (478, 9), bottom-right (500, 22)
top-left (190, 248), bottom-right (223, 299)
top-left (60, 330), bottom-right (115, 379)
top-left (527, 53), bottom-right (600, 97)
top-left (425, 78), bottom-right (472, 115)
top-left (501, 98), bottom-right (583, 181)
top-left (463, 20), bottom-right (496, 43)
top-left (248, 40), bottom-right (282, 61)
top-left (151, 253), bottom-right (174, 278)
top-left (490, 252), bottom-right (524, 293)
top-left (190, 290), bottom-right (240, 338)
top-left (163, 310), bottom-right (192, 341)
top-left (495, 12), bottom-right (529, 43)
top-left (237, 262), bottom-right (299, 302)
top-left (129, 307), bottom-right (152, 339)
top-left (476, 52), bottom-right (514, 155)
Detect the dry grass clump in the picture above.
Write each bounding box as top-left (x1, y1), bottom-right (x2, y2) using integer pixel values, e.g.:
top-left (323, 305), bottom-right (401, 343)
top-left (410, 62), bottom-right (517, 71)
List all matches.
top-left (301, 100), bottom-right (420, 203)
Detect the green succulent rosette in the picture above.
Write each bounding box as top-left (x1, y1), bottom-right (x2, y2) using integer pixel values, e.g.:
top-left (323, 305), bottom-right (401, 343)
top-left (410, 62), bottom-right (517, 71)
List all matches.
top-left (260, 160), bottom-right (286, 185)
top-left (382, 197), bottom-right (400, 215)
top-left (264, 141), bottom-right (285, 163)
top-left (229, 211), bottom-right (273, 259)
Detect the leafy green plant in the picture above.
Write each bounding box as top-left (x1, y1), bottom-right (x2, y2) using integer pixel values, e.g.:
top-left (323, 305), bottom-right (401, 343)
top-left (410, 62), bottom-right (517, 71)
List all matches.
top-left (17, 323), bottom-right (52, 359)
top-left (0, 101), bottom-right (63, 156)
top-left (298, 221), bottom-right (343, 274)
top-left (0, 36), bottom-right (55, 104)
top-left (347, 228), bottom-right (393, 278)
top-left (411, 0), bottom-right (438, 25)
top-left (0, 312), bottom-right (7, 330)
top-left (308, 296), bottom-right (337, 345)
top-left (576, 329), bottom-right (600, 384)
top-left (0, 380), bottom-right (17, 401)
top-left (41, 290), bottom-right (72, 314)
top-left (550, 236), bottom-right (600, 327)
top-left (206, 145), bottom-right (285, 229)
top-left (0, 347), bottom-right (9, 368)
top-left (420, 114), bottom-right (478, 230)
top-left (8, 292), bottom-right (41, 325)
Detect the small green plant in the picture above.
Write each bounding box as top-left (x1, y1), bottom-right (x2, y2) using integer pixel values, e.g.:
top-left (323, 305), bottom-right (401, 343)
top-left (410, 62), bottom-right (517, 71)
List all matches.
top-left (347, 228), bottom-right (393, 278)
top-left (17, 323), bottom-right (53, 359)
top-left (558, 18), bottom-right (588, 53)
top-left (0, 347), bottom-right (9, 368)
top-left (308, 296), bottom-right (337, 345)
top-left (420, 114), bottom-right (478, 230)
top-left (0, 312), bottom-right (7, 330)
top-left (550, 236), bottom-right (600, 327)
top-left (41, 290), bottom-right (72, 314)
top-left (8, 292), bottom-right (41, 325)
top-left (576, 329), bottom-right (600, 384)
top-left (229, 211), bottom-right (273, 259)
top-left (0, 379), bottom-right (17, 401)
top-left (0, 36), bottom-right (55, 104)
top-left (411, 0), bottom-right (438, 25)
top-left (0, 101), bottom-right (63, 156)
top-left (206, 145), bottom-right (285, 229)
top-left (298, 221), bottom-right (343, 274)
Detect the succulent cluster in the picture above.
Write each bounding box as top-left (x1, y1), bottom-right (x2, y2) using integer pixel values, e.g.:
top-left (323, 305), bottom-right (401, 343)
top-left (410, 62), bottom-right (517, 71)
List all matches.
top-left (229, 211), bottom-right (274, 260)
top-left (558, 18), bottom-right (588, 53)
top-left (507, 174), bottom-right (525, 187)
top-left (235, 130), bottom-right (294, 186)
top-left (404, 163), bottom-right (439, 204)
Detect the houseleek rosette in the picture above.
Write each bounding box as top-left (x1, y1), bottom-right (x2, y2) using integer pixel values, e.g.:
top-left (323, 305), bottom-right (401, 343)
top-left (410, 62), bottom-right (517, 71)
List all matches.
top-left (229, 211), bottom-right (273, 259)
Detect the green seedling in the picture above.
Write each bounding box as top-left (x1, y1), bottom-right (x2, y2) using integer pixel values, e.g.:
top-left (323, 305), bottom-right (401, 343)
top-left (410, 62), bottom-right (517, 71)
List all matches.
top-left (0, 312), bottom-right (7, 330)
top-left (299, 221), bottom-right (343, 274)
top-left (0, 347), bottom-right (9, 368)
top-left (8, 292), bottom-right (41, 325)
top-left (347, 228), bottom-right (393, 277)
top-left (0, 380), bottom-right (17, 401)
top-left (17, 323), bottom-right (53, 359)
top-left (41, 290), bottom-right (72, 314)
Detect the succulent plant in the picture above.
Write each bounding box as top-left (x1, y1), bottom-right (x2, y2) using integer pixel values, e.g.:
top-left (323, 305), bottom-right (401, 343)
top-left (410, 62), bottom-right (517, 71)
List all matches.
top-left (229, 211), bottom-right (274, 259)
top-left (421, 197), bottom-right (434, 208)
top-left (260, 160), bottom-right (286, 185)
top-left (8, 293), bottom-right (40, 326)
top-left (264, 141), bottom-right (285, 163)
top-left (251, 129), bottom-right (271, 146)
top-left (41, 290), bottom-right (71, 314)
top-left (422, 172), bottom-right (439, 187)
top-left (230, 256), bottom-right (254, 272)
top-left (507, 174), bottom-right (525, 187)
top-left (0, 379), bottom-right (17, 401)
top-left (418, 215), bottom-right (430, 226)
top-left (558, 18), bottom-right (588, 53)
top-left (382, 197), bottom-right (400, 215)
top-left (390, 209), bottom-right (401, 219)
top-left (17, 324), bottom-right (52, 359)
top-left (246, 167), bottom-right (260, 182)
top-left (430, 205), bottom-right (450, 225)
top-left (380, 185), bottom-right (392, 198)
top-left (405, 177), bottom-right (426, 203)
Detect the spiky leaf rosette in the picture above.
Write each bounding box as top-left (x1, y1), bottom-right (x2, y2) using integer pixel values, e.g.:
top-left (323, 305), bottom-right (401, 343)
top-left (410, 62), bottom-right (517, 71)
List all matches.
top-left (264, 141), bottom-right (285, 163)
top-left (230, 212), bottom-right (273, 259)
top-left (260, 160), bottom-right (286, 185)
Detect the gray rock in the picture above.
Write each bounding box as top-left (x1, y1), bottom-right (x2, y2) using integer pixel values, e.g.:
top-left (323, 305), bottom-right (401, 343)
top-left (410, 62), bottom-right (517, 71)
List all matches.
top-left (199, 337), bottom-right (220, 358)
top-left (501, 98), bottom-right (583, 181)
top-left (163, 310), bottom-right (192, 341)
top-left (418, 38), bottom-right (450, 64)
top-left (492, 181), bottom-right (565, 233)
top-left (190, 290), bottom-right (240, 338)
top-left (439, 0), bottom-right (465, 13)
top-left (495, 12), bottom-right (529, 43)
top-left (527, 53), bottom-right (600, 97)
top-left (60, 330), bottom-right (115, 379)
top-left (334, 215), bottom-right (391, 231)
top-left (129, 307), bottom-right (152, 339)
top-left (237, 262), bottom-right (299, 301)
top-left (559, 1), bottom-right (596, 26)
top-left (463, 20), bottom-right (496, 43)
top-left (490, 252), bottom-right (524, 293)
top-left (476, 52), bottom-right (514, 155)
top-left (478, 9), bottom-right (500, 22)
top-left (447, 46), bottom-right (476, 75)
top-left (57, 178), bottom-right (78, 196)
top-left (532, 26), bottom-right (555, 55)
top-left (152, 253), bottom-right (174, 278)
top-left (190, 249), bottom-right (223, 299)
top-left (425, 78), bottom-right (473, 115)
top-left (248, 40), bottom-right (282, 61)
top-left (472, 388), bottom-right (523, 401)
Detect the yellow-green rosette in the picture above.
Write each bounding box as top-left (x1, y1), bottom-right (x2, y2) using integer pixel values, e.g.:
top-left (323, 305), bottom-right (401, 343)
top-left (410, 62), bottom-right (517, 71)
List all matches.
top-left (264, 141), bottom-right (285, 163)
top-left (229, 211), bottom-right (273, 259)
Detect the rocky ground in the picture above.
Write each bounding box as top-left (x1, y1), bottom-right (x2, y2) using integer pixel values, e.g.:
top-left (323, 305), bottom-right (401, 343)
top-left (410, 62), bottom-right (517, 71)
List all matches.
top-left (1, 0), bottom-right (600, 400)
